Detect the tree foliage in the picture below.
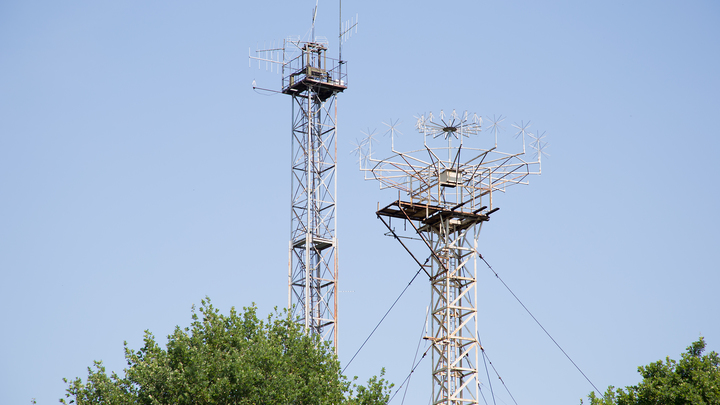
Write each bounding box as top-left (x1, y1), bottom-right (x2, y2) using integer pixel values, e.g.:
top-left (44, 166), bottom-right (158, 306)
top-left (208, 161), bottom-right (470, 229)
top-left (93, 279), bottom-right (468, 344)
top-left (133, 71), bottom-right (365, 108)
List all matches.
top-left (62, 298), bottom-right (393, 405)
top-left (583, 338), bottom-right (720, 405)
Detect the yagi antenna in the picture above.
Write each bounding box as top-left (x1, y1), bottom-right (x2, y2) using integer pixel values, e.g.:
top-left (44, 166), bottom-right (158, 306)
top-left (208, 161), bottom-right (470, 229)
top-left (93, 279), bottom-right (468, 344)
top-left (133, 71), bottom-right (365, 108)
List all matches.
top-left (339, 0), bottom-right (358, 63)
top-left (248, 37), bottom-right (303, 91)
top-left (340, 14), bottom-right (358, 43)
top-left (249, 40), bottom-right (285, 72)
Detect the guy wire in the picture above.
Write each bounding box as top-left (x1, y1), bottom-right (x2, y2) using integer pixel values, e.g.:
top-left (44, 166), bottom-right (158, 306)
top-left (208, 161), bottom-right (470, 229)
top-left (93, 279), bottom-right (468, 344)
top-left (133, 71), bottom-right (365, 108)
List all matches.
top-left (481, 347), bottom-right (518, 405)
top-left (389, 345), bottom-right (432, 403)
top-left (479, 254), bottom-right (601, 394)
top-left (400, 308), bottom-right (430, 404)
top-left (341, 258), bottom-right (428, 374)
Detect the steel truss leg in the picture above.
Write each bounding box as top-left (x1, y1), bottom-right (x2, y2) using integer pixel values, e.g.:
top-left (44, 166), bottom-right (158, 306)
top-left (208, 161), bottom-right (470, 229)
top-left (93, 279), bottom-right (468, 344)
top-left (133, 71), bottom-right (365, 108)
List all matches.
top-left (379, 205), bottom-right (483, 405)
top-left (288, 87), bottom-right (339, 353)
top-left (428, 217), bottom-right (480, 405)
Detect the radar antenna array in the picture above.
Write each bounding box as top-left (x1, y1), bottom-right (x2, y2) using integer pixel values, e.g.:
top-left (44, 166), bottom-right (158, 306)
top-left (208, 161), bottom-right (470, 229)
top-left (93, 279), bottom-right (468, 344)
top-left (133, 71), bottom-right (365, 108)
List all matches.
top-left (358, 111), bottom-right (545, 404)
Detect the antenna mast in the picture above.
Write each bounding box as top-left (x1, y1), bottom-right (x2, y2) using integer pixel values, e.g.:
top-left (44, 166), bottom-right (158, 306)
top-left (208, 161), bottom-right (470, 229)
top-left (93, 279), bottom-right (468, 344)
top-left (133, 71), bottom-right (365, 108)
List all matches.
top-left (251, 3), bottom-right (349, 354)
top-left (358, 110), bottom-right (545, 404)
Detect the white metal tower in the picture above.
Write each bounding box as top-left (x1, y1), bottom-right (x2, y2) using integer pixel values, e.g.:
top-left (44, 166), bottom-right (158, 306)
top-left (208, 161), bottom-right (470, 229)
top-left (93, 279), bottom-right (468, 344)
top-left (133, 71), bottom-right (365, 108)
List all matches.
top-left (358, 111), bottom-right (545, 404)
top-left (252, 30), bottom-right (347, 352)
top-left (286, 41), bottom-right (345, 350)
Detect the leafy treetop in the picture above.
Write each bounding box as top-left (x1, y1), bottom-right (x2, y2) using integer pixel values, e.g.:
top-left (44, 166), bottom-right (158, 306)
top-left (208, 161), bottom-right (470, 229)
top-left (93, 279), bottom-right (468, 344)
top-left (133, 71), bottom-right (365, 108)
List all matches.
top-left (62, 298), bottom-right (392, 405)
top-left (583, 337), bottom-right (720, 405)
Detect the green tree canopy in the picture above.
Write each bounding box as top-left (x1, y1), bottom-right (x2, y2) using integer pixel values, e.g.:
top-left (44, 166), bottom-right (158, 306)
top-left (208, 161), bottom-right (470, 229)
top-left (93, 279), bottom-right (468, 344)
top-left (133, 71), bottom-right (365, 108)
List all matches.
top-left (61, 298), bottom-right (392, 405)
top-left (583, 337), bottom-right (720, 405)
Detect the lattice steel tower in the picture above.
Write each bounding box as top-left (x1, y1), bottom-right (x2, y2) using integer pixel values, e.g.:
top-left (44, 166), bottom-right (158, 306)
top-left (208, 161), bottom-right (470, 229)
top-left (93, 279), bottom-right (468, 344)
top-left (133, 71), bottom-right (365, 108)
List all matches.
top-left (251, 6), bottom-right (355, 353)
top-left (357, 111), bottom-right (545, 404)
top-left (286, 41), bottom-right (345, 351)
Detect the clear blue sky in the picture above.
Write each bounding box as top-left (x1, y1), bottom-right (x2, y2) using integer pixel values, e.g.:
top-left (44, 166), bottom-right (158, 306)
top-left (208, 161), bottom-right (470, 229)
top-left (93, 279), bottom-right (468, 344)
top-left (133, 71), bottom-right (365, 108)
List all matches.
top-left (1, 1), bottom-right (719, 404)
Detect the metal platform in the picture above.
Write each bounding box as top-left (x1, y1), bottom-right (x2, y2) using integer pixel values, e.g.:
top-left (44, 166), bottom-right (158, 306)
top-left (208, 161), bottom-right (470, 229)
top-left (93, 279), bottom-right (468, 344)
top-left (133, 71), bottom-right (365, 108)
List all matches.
top-left (377, 200), bottom-right (490, 232)
top-left (282, 75), bottom-right (346, 101)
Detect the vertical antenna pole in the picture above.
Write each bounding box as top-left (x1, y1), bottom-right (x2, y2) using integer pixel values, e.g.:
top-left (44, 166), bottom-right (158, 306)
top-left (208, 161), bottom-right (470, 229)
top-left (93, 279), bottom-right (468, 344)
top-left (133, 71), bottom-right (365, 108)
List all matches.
top-left (339, 0), bottom-right (342, 63)
top-left (288, 240), bottom-right (292, 309)
top-left (334, 92), bottom-right (340, 352)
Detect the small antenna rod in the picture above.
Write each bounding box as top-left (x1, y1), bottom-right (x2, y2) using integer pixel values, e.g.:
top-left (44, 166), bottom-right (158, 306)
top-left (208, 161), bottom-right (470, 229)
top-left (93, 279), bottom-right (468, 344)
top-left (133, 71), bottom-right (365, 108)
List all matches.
top-left (312, 0), bottom-right (319, 41)
top-left (339, 0), bottom-right (343, 62)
